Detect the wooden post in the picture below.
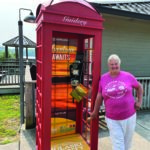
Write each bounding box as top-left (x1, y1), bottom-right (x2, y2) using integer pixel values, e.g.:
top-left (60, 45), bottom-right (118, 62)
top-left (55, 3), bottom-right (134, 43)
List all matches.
top-left (24, 65), bottom-right (36, 129)
top-left (26, 47), bottom-right (28, 60)
top-left (5, 46), bottom-right (8, 58)
top-left (15, 47), bottom-right (19, 59)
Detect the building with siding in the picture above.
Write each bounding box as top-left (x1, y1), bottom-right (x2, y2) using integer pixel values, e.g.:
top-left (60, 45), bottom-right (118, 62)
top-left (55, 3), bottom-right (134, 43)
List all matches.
top-left (91, 0), bottom-right (150, 77)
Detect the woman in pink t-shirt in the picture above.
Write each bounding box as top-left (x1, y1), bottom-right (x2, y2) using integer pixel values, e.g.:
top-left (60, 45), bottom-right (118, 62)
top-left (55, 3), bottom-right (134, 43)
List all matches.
top-left (91, 54), bottom-right (143, 150)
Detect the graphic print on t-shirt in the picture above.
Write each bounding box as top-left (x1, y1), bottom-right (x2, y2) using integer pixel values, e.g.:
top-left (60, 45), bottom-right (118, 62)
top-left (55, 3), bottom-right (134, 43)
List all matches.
top-left (104, 80), bottom-right (127, 99)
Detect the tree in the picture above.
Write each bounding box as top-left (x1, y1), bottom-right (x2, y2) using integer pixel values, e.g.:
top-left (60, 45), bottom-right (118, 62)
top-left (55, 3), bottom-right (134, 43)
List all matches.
top-left (0, 50), bottom-right (16, 61)
top-left (0, 51), bottom-right (5, 61)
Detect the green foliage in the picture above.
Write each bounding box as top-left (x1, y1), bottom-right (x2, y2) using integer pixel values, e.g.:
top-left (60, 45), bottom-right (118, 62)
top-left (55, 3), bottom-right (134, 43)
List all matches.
top-left (0, 95), bottom-right (20, 144)
top-left (0, 51), bottom-right (5, 61)
top-left (0, 139), bottom-right (11, 144)
top-left (0, 50), bottom-right (16, 61)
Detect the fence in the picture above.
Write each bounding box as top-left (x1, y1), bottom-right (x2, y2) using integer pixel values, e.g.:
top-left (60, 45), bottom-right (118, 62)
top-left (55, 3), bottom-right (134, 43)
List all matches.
top-left (0, 59), bottom-right (35, 85)
top-left (0, 60), bottom-right (20, 85)
top-left (136, 77), bottom-right (150, 110)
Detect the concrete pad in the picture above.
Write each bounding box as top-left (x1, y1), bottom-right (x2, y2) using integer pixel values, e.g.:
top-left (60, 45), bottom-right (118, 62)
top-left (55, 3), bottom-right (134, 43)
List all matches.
top-left (19, 127), bottom-right (35, 150)
top-left (0, 142), bottom-right (18, 150)
top-left (98, 132), bottom-right (150, 150)
top-left (1, 131), bottom-right (150, 150)
top-left (0, 127), bottom-right (35, 150)
top-left (0, 111), bottom-right (150, 150)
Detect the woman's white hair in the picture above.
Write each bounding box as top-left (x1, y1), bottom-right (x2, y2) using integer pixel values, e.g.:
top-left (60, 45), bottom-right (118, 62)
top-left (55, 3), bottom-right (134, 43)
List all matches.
top-left (107, 54), bottom-right (121, 64)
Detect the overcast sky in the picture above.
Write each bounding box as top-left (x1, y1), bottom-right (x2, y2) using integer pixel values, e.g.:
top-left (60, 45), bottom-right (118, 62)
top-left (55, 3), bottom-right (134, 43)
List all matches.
top-left (0, 0), bottom-right (147, 46)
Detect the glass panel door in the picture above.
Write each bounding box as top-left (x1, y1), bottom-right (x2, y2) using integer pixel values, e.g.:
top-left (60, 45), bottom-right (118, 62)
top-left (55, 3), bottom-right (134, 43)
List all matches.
top-left (82, 37), bottom-right (93, 145)
top-left (51, 37), bottom-right (78, 138)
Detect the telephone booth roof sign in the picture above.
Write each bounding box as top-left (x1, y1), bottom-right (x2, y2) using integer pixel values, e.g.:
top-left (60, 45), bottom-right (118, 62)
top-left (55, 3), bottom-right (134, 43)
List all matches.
top-left (36, 0), bottom-right (103, 29)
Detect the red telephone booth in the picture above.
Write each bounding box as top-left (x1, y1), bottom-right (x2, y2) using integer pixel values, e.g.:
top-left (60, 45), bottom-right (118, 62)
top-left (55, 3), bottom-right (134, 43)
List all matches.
top-left (36, 0), bottom-right (104, 149)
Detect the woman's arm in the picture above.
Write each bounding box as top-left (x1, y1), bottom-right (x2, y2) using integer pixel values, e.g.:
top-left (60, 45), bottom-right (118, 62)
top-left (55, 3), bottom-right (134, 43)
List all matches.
top-left (135, 82), bottom-right (143, 110)
top-left (90, 92), bottom-right (103, 119)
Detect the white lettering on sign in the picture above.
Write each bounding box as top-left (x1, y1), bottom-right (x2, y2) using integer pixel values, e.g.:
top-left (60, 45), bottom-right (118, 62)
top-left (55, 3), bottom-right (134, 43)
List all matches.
top-left (63, 16), bottom-right (87, 26)
top-left (52, 54), bottom-right (70, 60)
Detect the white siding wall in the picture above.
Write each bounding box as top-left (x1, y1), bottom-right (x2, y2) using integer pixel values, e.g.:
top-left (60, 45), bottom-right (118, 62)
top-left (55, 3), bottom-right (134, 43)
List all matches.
top-left (101, 14), bottom-right (150, 77)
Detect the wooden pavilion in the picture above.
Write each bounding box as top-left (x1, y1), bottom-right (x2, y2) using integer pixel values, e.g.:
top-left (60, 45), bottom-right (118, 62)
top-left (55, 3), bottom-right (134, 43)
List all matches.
top-left (2, 35), bottom-right (36, 60)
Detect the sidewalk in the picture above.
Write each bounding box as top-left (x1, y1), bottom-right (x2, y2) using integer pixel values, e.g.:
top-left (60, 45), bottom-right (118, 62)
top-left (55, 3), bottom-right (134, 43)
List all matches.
top-left (98, 111), bottom-right (150, 150)
top-left (19, 127), bottom-right (35, 150)
top-left (0, 142), bottom-right (18, 150)
top-left (0, 111), bottom-right (150, 150)
top-left (0, 126), bottom-right (35, 150)
top-left (99, 132), bottom-right (150, 150)
top-left (0, 131), bottom-right (149, 150)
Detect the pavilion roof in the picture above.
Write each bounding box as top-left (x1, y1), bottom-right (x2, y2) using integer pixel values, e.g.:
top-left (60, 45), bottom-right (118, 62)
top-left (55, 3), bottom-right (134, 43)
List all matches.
top-left (3, 35), bottom-right (36, 48)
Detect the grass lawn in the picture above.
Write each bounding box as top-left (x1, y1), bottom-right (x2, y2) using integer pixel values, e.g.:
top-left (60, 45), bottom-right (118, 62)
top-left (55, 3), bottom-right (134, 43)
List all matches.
top-left (0, 95), bottom-right (20, 144)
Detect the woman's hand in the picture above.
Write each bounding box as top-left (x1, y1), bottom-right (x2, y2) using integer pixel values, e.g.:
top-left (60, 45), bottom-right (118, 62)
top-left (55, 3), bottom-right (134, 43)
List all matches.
top-left (134, 101), bottom-right (142, 110)
top-left (90, 111), bottom-right (97, 119)
top-left (135, 82), bottom-right (143, 110)
top-left (90, 92), bottom-right (103, 119)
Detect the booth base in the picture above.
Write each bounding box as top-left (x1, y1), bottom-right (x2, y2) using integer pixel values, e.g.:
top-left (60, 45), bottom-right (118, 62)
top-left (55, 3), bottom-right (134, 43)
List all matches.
top-left (51, 134), bottom-right (90, 150)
